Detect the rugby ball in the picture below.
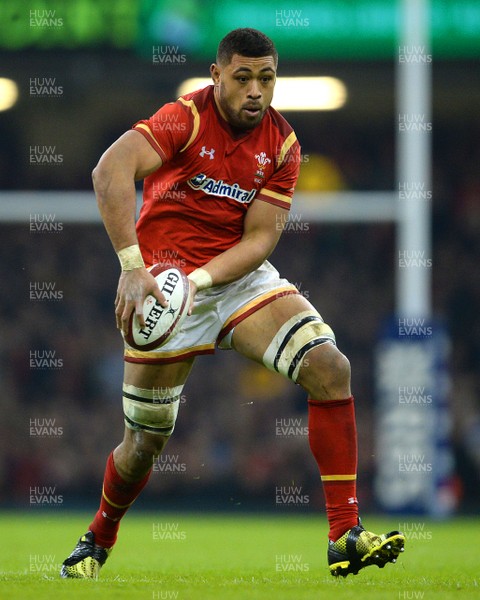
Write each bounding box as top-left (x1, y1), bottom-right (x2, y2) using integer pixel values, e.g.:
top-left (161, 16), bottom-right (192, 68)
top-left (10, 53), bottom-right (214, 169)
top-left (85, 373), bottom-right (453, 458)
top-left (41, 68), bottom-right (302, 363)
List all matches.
top-left (125, 265), bottom-right (190, 351)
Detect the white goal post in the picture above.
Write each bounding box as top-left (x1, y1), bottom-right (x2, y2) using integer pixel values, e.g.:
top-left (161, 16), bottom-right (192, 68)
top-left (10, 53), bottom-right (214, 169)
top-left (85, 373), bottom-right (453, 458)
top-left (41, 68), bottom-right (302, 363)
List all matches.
top-left (0, 190), bottom-right (398, 223)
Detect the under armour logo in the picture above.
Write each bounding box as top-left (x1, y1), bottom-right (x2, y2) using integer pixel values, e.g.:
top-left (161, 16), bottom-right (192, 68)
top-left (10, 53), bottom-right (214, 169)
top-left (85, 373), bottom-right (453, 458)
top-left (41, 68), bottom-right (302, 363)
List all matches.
top-left (102, 511), bottom-right (120, 522)
top-left (199, 146), bottom-right (215, 160)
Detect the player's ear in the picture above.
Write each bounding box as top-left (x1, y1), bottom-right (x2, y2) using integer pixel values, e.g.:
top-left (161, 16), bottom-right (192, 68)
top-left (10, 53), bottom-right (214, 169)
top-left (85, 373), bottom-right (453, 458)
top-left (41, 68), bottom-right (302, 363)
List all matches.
top-left (210, 63), bottom-right (221, 85)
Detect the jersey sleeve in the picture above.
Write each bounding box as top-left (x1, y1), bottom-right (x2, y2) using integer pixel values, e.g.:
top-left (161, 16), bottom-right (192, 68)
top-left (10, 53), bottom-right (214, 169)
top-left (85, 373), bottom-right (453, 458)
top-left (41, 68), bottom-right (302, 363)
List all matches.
top-left (132, 99), bottom-right (195, 163)
top-left (256, 131), bottom-right (301, 211)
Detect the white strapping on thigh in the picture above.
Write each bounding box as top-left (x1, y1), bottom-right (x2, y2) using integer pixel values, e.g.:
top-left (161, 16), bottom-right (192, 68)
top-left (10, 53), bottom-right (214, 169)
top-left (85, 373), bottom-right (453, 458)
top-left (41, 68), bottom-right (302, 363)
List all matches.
top-left (263, 310), bottom-right (336, 382)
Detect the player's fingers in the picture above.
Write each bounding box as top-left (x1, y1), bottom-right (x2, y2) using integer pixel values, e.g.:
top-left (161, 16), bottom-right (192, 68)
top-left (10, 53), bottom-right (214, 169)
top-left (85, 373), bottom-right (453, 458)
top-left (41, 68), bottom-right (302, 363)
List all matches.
top-left (151, 286), bottom-right (169, 308)
top-left (115, 272), bottom-right (126, 309)
top-left (119, 303), bottom-right (135, 335)
top-left (133, 299), bottom-right (146, 330)
top-left (115, 297), bottom-right (125, 330)
top-left (115, 276), bottom-right (127, 328)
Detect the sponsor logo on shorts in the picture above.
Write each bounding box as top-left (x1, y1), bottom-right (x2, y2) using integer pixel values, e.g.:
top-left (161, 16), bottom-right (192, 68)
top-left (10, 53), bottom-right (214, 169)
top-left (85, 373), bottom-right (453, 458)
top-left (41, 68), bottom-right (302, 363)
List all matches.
top-left (187, 173), bottom-right (256, 204)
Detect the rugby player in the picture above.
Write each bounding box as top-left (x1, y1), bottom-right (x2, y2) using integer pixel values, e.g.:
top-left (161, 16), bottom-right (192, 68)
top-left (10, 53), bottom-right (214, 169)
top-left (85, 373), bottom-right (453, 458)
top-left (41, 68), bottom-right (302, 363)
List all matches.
top-left (61, 28), bottom-right (405, 579)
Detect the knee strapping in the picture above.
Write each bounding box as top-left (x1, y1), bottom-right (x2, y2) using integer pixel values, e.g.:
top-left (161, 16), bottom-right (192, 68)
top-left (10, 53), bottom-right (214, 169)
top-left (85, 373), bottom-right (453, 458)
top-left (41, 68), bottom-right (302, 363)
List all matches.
top-left (263, 310), bottom-right (336, 382)
top-left (122, 384), bottom-right (183, 436)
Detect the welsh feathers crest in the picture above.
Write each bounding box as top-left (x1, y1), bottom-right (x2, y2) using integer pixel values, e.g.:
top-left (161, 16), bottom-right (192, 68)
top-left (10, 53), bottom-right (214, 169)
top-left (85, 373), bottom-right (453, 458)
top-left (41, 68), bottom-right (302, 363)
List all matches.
top-left (255, 151), bottom-right (272, 169)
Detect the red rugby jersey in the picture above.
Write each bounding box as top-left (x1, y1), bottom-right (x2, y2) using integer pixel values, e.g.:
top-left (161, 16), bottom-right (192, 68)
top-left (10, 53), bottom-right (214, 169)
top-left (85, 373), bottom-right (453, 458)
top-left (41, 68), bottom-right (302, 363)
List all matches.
top-left (132, 85), bottom-right (300, 273)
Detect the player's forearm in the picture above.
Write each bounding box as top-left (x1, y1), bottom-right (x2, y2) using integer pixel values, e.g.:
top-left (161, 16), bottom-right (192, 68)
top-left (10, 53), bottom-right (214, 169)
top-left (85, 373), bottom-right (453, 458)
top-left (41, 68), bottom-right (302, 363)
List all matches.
top-left (199, 234), bottom-right (276, 287)
top-left (191, 200), bottom-right (284, 290)
top-left (93, 165), bottom-right (139, 254)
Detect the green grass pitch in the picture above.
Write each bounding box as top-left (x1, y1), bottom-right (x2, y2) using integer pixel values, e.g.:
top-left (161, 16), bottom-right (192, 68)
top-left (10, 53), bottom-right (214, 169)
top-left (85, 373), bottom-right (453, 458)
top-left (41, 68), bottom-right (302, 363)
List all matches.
top-left (0, 512), bottom-right (478, 599)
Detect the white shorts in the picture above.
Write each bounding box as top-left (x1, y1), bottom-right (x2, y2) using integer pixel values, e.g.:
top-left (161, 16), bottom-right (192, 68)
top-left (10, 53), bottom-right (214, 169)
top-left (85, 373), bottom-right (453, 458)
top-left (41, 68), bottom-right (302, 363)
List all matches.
top-left (124, 261), bottom-right (298, 365)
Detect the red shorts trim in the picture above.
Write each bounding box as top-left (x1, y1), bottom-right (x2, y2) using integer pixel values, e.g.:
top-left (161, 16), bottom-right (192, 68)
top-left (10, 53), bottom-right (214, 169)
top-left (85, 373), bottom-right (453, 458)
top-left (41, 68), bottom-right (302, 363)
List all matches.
top-left (217, 288), bottom-right (298, 344)
top-left (124, 345), bottom-right (215, 365)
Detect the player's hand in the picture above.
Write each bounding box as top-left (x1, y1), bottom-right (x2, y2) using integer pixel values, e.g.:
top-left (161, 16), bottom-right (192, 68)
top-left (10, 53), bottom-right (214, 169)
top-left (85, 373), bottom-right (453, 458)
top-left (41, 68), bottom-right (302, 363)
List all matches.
top-left (115, 268), bottom-right (168, 335)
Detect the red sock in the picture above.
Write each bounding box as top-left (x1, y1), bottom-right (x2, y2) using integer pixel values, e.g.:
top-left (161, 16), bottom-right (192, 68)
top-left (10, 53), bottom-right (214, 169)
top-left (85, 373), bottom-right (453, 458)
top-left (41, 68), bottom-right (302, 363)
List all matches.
top-left (308, 396), bottom-right (359, 541)
top-left (89, 451), bottom-right (152, 548)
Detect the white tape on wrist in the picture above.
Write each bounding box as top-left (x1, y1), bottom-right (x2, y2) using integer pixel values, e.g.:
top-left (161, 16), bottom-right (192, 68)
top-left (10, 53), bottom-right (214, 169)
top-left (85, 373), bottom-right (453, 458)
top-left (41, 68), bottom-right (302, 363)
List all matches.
top-left (117, 244), bottom-right (145, 271)
top-left (188, 268), bottom-right (213, 291)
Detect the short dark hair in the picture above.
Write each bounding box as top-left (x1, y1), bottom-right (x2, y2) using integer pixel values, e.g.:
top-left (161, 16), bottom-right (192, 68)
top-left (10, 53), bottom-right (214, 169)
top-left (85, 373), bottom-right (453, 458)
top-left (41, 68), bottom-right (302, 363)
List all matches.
top-left (216, 28), bottom-right (278, 66)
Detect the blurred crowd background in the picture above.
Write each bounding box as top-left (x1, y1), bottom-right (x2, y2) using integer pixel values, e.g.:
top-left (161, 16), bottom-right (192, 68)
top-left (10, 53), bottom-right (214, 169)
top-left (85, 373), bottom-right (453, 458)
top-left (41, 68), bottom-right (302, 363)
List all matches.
top-left (1, 1), bottom-right (479, 515)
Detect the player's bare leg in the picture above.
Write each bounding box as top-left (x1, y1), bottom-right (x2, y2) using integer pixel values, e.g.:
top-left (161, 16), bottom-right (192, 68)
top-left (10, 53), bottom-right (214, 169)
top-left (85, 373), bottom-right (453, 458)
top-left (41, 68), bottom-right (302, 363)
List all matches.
top-left (232, 294), bottom-right (405, 577)
top-left (61, 359), bottom-right (194, 579)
